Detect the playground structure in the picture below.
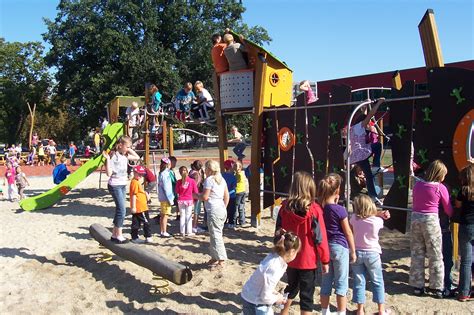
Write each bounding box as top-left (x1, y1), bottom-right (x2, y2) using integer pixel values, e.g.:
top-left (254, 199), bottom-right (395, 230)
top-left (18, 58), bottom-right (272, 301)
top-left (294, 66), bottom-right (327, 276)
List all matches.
top-left (211, 10), bottom-right (473, 233)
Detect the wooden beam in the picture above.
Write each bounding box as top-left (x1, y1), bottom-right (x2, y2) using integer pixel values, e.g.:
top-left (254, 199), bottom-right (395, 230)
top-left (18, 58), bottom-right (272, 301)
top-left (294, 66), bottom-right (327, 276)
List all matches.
top-left (250, 53), bottom-right (267, 227)
top-left (418, 9), bottom-right (444, 68)
top-left (213, 72), bottom-right (228, 170)
top-left (169, 126), bottom-right (174, 156)
top-left (162, 120), bottom-right (168, 153)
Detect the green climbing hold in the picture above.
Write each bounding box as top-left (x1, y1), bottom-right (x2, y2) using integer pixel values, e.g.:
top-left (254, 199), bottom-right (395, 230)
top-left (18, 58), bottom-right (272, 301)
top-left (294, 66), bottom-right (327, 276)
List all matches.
top-left (450, 87), bottom-right (465, 104)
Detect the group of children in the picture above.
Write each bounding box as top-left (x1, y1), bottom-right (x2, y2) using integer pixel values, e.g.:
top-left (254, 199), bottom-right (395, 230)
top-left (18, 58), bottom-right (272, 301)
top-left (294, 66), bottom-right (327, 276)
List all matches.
top-left (3, 161), bottom-right (29, 201)
top-left (241, 159), bottom-right (474, 314)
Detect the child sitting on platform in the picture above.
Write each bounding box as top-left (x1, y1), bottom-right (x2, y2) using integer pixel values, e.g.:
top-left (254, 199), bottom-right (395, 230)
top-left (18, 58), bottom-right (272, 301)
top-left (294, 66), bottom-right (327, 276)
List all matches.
top-left (174, 82), bottom-right (195, 121)
top-left (130, 165), bottom-right (152, 244)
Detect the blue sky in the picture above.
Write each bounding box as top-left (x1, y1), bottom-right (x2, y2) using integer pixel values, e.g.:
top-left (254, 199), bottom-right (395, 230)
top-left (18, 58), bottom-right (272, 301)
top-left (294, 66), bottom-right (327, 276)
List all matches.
top-left (1, 0), bottom-right (473, 82)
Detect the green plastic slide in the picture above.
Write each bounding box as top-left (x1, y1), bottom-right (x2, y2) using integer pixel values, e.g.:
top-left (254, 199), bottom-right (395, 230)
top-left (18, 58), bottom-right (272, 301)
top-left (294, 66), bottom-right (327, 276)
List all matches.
top-left (19, 123), bottom-right (124, 211)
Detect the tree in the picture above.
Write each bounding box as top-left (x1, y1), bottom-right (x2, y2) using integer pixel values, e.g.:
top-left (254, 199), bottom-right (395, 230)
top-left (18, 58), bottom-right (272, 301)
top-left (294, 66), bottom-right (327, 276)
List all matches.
top-left (0, 39), bottom-right (52, 145)
top-left (44, 0), bottom-right (270, 137)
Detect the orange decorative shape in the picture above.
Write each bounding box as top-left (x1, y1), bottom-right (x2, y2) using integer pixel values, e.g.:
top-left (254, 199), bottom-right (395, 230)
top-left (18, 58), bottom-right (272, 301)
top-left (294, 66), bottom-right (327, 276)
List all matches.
top-left (278, 127), bottom-right (295, 152)
top-left (452, 109), bottom-right (473, 171)
top-left (59, 186), bottom-right (70, 195)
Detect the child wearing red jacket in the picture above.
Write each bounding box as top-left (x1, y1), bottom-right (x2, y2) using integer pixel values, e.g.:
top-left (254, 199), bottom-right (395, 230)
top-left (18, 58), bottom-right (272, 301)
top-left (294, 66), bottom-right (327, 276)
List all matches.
top-left (276, 171), bottom-right (330, 315)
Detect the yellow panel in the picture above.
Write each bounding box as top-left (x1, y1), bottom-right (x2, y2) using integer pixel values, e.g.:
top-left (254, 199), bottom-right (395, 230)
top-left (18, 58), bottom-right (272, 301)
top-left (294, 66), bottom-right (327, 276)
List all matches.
top-left (261, 59), bottom-right (293, 107)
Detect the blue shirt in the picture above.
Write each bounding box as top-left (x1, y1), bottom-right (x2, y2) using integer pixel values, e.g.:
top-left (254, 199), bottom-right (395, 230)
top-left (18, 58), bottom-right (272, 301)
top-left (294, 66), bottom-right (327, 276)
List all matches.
top-left (53, 164), bottom-right (70, 184)
top-left (222, 172), bottom-right (237, 198)
top-left (151, 91), bottom-right (162, 112)
top-left (175, 89), bottom-right (195, 105)
top-left (69, 146), bottom-right (75, 157)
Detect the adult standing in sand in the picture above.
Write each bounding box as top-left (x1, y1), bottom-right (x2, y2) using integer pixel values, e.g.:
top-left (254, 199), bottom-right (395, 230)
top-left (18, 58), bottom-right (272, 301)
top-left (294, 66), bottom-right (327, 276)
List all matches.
top-left (103, 135), bottom-right (140, 244)
top-left (195, 160), bottom-right (230, 269)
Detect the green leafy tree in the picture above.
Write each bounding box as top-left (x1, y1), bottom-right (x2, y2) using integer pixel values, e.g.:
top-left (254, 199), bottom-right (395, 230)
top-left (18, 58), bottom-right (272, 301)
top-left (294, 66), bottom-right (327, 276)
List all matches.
top-left (44, 0), bottom-right (270, 137)
top-left (0, 39), bottom-right (52, 145)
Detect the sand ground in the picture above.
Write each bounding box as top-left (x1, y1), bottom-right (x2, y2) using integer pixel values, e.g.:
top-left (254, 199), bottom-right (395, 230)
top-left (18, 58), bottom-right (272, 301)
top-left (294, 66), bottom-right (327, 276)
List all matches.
top-left (1, 172), bottom-right (473, 314)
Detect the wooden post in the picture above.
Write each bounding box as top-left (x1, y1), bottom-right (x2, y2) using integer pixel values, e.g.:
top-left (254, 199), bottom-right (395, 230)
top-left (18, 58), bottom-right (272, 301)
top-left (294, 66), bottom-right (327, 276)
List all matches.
top-left (212, 72), bottom-right (228, 170)
top-left (392, 71), bottom-right (402, 91)
top-left (144, 84), bottom-right (151, 167)
top-left (162, 120), bottom-right (168, 153)
top-left (27, 102), bottom-right (36, 148)
top-left (250, 54), bottom-right (267, 228)
top-left (418, 9), bottom-right (444, 68)
top-left (169, 126), bottom-right (174, 156)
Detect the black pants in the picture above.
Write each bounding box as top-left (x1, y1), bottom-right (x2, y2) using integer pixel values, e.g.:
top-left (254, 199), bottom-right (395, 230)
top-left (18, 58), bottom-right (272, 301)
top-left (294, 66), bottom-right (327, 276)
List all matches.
top-left (131, 212), bottom-right (151, 239)
top-left (285, 267), bottom-right (316, 312)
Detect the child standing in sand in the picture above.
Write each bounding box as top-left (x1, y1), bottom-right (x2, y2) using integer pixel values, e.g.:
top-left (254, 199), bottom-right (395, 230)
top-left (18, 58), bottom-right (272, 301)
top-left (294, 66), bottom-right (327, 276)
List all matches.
top-left (195, 160), bottom-right (230, 269)
top-left (158, 157), bottom-right (174, 238)
top-left (103, 135), bottom-right (140, 244)
top-left (241, 229), bottom-right (301, 314)
top-left (222, 159), bottom-right (237, 229)
top-left (276, 171), bottom-right (330, 315)
top-left (15, 166), bottom-right (29, 200)
top-left (350, 194), bottom-right (390, 315)
top-left (189, 160), bottom-right (205, 233)
top-left (4, 161), bottom-right (18, 201)
top-left (130, 165), bottom-right (152, 244)
top-left (175, 166), bottom-right (199, 237)
top-left (455, 163), bottom-right (474, 302)
top-left (234, 160), bottom-right (247, 226)
top-left (409, 160), bottom-right (452, 298)
top-left (319, 173), bottom-right (356, 315)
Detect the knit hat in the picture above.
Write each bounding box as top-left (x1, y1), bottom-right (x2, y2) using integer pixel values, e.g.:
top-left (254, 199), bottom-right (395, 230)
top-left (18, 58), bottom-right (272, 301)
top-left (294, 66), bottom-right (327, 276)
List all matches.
top-left (133, 165), bottom-right (146, 175)
top-left (161, 157), bottom-right (170, 164)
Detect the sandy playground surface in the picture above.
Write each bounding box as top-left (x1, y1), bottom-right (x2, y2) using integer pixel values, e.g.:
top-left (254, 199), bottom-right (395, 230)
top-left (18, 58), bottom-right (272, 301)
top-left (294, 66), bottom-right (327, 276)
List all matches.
top-left (1, 171), bottom-right (473, 314)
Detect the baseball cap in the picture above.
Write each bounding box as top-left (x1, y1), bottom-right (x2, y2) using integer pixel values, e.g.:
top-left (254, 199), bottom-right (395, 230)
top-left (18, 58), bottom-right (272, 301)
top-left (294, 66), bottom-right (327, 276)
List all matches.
top-left (134, 165), bottom-right (146, 175)
top-left (161, 157), bottom-right (170, 164)
top-left (224, 159), bottom-right (234, 170)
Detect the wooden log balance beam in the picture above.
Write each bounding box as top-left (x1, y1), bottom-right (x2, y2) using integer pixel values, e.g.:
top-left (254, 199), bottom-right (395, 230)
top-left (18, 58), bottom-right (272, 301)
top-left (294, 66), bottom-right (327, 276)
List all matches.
top-left (89, 223), bottom-right (192, 285)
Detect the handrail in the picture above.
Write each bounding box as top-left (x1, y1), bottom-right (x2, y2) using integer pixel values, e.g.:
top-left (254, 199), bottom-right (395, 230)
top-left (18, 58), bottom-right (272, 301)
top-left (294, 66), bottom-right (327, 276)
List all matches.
top-left (173, 128), bottom-right (219, 138)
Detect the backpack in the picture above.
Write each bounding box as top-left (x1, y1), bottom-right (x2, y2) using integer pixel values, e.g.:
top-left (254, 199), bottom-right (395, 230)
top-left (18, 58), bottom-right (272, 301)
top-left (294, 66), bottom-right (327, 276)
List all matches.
top-left (311, 214), bottom-right (323, 245)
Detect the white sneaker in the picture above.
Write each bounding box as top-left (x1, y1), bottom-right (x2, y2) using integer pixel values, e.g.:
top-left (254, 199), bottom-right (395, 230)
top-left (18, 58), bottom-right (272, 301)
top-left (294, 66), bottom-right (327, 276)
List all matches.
top-left (160, 232), bottom-right (171, 238)
top-left (192, 227), bottom-right (198, 233)
top-left (145, 237), bottom-right (153, 243)
top-left (131, 238), bottom-right (145, 244)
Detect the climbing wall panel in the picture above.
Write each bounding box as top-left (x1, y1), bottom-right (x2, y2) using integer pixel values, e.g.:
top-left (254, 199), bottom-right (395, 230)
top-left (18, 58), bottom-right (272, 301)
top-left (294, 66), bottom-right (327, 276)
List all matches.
top-left (219, 70), bottom-right (254, 110)
top-left (307, 93), bottom-right (330, 183)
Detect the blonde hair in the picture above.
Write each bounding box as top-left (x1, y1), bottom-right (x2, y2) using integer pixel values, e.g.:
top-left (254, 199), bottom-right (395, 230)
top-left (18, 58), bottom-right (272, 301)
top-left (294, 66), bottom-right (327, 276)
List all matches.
top-left (194, 81), bottom-right (203, 88)
top-left (353, 194), bottom-right (377, 219)
top-left (223, 33), bottom-right (234, 44)
top-left (287, 171), bottom-right (316, 215)
top-left (184, 82), bottom-right (193, 90)
top-left (205, 160), bottom-right (223, 185)
top-left (273, 229), bottom-right (301, 257)
top-left (424, 160), bottom-right (447, 182)
top-left (317, 173), bottom-right (342, 207)
top-left (118, 135), bottom-right (132, 146)
top-left (459, 163), bottom-right (474, 201)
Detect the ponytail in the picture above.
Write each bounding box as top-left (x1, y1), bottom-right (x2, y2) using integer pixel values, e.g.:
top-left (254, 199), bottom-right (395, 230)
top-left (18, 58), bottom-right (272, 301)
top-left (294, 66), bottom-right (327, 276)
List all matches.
top-left (273, 229), bottom-right (300, 257)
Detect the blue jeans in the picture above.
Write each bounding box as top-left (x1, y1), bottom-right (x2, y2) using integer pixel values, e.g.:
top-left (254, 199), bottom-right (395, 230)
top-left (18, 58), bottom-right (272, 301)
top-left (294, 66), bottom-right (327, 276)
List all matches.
top-left (458, 224), bottom-right (474, 296)
top-left (242, 298), bottom-right (273, 315)
top-left (233, 142), bottom-right (247, 160)
top-left (352, 250), bottom-right (385, 304)
top-left (108, 185), bottom-right (127, 228)
top-left (371, 142), bottom-right (382, 167)
top-left (235, 192), bottom-right (247, 225)
top-left (356, 158), bottom-right (377, 198)
top-left (321, 243), bottom-right (349, 296)
top-left (442, 229), bottom-right (454, 290)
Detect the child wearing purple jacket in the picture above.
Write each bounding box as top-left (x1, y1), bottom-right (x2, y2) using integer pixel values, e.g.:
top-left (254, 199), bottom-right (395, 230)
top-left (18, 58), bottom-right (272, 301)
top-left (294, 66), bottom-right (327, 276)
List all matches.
top-left (409, 160), bottom-right (453, 298)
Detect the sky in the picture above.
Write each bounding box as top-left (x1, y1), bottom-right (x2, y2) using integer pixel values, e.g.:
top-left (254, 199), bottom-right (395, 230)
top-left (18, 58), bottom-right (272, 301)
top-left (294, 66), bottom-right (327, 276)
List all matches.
top-left (1, 0), bottom-right (473, 82)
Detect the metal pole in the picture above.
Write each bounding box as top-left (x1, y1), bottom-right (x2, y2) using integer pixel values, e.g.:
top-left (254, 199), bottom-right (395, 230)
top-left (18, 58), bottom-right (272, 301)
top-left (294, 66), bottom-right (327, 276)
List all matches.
top-left (262, 94), bottom-right (430, 113)
top-left (345, 100), bottom-right (373, 210)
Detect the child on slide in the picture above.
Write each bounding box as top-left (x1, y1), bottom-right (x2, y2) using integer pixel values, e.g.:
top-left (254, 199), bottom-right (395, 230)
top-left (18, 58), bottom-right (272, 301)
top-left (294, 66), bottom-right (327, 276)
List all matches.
top-left (241, 229), bottom-right (301, 314)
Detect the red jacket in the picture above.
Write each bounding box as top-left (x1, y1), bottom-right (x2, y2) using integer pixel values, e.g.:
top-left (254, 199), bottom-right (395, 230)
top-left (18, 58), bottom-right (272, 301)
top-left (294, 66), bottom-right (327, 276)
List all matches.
top-left (277, 201), bottom-right (330, 269)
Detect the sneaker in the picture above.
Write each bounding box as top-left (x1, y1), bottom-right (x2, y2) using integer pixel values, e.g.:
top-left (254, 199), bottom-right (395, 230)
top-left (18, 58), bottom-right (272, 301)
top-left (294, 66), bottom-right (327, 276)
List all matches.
top-left (192, 227), bottom-right (198, 233)
top-left (160, 232), bottom-right (171, 238)
top-left (371, 166), bottom-right (388, 175)
top-left (196, 227), bottom-right (207, 233)
top-left (110, 237), bottom-right (128, 244)
top-left (131, 238), bottom-right (145, 244)
top-left (443, 287), bottom-right (457, 298)
top-left (432, 289), bottom-right (444, 299)
top-left (458, 295), bottom-right (470, 302)
top-left (145, 237), bottom-right (153, 243)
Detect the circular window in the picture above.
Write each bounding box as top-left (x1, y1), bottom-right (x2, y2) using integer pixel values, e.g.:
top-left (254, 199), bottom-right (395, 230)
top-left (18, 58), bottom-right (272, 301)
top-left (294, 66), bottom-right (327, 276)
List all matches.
top-left (278, 127), bottom-right (295, 152)
top-left (269, 72), bottom-right (280, 87)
